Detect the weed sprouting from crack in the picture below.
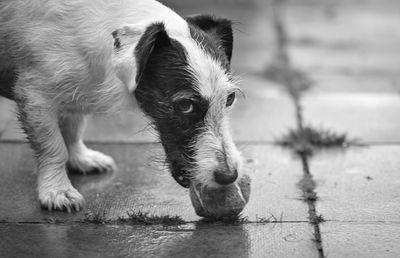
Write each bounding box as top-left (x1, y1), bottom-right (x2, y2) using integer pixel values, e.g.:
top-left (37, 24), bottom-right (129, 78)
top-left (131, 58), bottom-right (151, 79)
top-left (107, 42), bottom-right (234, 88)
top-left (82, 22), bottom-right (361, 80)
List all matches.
top-left (311, 214), bottom-right (325, 224)
top-left (119, 210), bottom-right (185, 226)
top-left (277, 125), bottom-right (355, 155)
top-left (84, 210), bottom-right (185, 226)
top-left (199, 215), bottom-right (248, 225)
top-left (82, 210), bottom-right (285, 226)
top-left (197, 213), bottom-right (285, 225)
top-left (255, 213), bottom-right (284, 223)
top-left (43, 217), bottom-right (65, 224)
top-left (84, 211), bottom-right (110, 224)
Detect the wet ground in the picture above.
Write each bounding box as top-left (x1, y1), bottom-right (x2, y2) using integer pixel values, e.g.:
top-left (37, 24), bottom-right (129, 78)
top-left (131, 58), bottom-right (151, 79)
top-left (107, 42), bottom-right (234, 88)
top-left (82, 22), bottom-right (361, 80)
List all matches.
top-left (1, 0), bottom-right (400, 257)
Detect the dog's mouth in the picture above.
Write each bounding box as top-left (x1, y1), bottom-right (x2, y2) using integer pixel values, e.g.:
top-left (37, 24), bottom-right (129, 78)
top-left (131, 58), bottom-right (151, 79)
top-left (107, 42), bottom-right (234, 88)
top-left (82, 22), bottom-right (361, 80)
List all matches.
top-left (189, 174), bottom-right (251, 219)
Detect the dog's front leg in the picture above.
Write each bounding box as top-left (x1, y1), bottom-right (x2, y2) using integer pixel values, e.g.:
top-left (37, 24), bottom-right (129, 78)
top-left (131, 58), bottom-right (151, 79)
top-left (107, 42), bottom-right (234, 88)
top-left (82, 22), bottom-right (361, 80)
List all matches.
top-left (16, 89), bottom-right (84, 212)
top-left (60, 114), bottom-right (116, 174)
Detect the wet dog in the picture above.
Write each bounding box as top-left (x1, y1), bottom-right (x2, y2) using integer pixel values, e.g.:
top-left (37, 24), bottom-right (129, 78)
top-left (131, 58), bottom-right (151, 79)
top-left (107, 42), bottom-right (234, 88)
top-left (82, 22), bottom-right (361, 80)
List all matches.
top-left (0, 0), bottom-right (244, 212)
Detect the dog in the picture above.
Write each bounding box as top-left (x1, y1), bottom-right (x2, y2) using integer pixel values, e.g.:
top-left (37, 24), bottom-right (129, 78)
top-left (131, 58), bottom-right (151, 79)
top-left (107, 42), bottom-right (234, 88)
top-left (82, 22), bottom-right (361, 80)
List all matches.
top-left (0, 0), bottom-right (244, 212)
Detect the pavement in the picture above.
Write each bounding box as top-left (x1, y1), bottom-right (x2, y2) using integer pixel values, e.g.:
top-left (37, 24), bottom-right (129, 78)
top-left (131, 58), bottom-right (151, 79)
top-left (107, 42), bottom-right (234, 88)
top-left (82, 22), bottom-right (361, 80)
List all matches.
top-left (1, 0), bottom-right (400, 257)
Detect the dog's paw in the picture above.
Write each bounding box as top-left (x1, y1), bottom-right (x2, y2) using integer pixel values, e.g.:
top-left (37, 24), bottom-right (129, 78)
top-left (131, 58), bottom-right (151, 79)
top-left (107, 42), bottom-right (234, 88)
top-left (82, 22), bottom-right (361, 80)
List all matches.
top-left (68, 147), bottom-right (116, 174)
top-left (39, 186), bottom-right (85, 212)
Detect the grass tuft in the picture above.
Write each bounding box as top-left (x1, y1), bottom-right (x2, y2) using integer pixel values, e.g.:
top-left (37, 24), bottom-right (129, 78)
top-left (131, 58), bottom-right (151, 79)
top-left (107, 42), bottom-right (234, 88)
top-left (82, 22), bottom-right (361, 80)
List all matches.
top-left (43, 217), bottom-right (64, 224)
top-left (278, 125), bottom-right (353, 155)
top-left (255, 213), bottom-right (283, 223)
top-left (119, 210), bottom-right (185, 226)
top-left (84, 211), bottom-right (109, 224)
top-left (84, 210), bottom-right (185, 226)
top-left (310, 214), bottom-right (325, 224)
top-left (199, 215), bottom-right (247, 225)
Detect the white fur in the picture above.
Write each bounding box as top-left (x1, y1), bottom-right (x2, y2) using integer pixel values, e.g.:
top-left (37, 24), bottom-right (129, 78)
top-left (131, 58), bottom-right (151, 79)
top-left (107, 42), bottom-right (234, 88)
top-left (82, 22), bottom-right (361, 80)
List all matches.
top-left (191, 116), bottom-right (243, 188)
top-left (0, 0), bottom-right (243, 210)
top-left (0, 0), bottom-right (191, 113)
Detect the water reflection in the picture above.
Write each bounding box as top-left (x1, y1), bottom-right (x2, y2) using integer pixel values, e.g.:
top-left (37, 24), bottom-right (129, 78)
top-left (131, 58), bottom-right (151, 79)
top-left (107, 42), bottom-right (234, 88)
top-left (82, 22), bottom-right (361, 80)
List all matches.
top-left (157, 223), bottom-right (250, 258)
top-left (69, 168), bottom-right (117, 194)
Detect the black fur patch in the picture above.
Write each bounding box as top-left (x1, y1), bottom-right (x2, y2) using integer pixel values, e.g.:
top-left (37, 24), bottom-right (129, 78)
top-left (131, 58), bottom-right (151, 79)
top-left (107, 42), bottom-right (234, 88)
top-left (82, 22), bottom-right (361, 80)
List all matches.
top-left (186, 15), bottom-right (233, 66)
top-left (134, 23), bottom-right (209, 188)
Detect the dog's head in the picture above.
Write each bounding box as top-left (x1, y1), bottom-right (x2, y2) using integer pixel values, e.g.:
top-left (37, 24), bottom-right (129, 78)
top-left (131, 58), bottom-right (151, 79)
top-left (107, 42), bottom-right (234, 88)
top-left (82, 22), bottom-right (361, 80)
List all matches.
top-left (112, 15), bottom-right (243, 190)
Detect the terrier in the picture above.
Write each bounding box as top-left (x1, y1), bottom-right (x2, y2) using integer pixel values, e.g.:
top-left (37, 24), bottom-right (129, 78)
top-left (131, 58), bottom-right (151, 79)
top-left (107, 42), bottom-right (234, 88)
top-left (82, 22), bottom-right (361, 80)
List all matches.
top-left (0, 0), bottom-right (244, 212)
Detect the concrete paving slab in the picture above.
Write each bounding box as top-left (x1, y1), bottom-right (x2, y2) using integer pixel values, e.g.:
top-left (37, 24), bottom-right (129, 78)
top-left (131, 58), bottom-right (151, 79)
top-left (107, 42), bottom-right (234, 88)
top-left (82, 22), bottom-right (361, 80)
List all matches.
top-left (0, 114), bottom-right (24, 141)
top-left (286, 0), bottom-right (400, 5)
top-left (310, 146), bottom-right (400, 222)
top-left (302, 73), bottom-right (399, 93)
top-left (231, 75), bottom-right (295, 142)
top-left (0, 223), bottom-right (318, 258)
top-left (0, 143), bottom-right (308, 223)
top-left (301, 92), bottom-right (400, 143)
top-left (0, 75), bottom-right (296, 143)
top-left (321, 222), bottom-right (400, 258)
top-left (0, 97), bottom-right (15, 137)
top-left (284, 5), bottom-right (400, 80)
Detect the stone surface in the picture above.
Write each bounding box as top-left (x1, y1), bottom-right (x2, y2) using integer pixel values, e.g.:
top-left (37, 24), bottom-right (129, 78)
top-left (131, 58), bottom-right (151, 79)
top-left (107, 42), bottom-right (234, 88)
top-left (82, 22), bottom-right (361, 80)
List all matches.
top-left (310, 146), bottom-right (400, 222)
top-left (300, 73), bottom-right (399, 93)
top-left (231, 75), bottom-right (296, 142)
top-left (321, 222), bottom-right (400, 258)
top-left (0, 223), bottom-right (318, 258)
top-left (282, 1), bottom-right (400, 143)
top-left (285, 4), bottom-right (400, 80)
top-left (301, 92), bottom-right (400, 143)
top-left (0, 143), bottom-right (308, 223)
top-left (0, 97), bottom-right (14, 137)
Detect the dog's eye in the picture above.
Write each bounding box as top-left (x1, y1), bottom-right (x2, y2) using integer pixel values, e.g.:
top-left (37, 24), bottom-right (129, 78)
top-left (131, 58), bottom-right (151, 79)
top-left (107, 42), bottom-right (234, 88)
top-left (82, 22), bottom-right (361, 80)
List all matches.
top-left (175, 99), bottom-right (194, 114)
top-left (226, 92), bottom-right (236, 107)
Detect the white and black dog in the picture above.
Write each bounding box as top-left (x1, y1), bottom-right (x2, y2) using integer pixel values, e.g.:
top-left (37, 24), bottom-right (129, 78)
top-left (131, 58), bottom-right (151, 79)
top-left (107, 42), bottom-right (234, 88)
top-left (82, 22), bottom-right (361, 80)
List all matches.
top-left (0, 0), bottom-right (244, 212)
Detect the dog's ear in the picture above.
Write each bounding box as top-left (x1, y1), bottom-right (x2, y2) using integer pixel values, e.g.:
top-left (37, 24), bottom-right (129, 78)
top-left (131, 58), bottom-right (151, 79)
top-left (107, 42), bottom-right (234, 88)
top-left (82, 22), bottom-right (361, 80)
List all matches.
top-left (186, 15), bottom-right (233, 62)
top-left (134, 23), bottom-right (172, 85)
top-left (111, 23), bottom-right (171, 91)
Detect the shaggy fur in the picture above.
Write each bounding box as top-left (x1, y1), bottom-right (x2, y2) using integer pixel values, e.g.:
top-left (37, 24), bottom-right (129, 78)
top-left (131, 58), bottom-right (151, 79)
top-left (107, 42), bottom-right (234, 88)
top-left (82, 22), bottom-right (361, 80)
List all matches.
top-left (0, 0), bottom-right (243, 211)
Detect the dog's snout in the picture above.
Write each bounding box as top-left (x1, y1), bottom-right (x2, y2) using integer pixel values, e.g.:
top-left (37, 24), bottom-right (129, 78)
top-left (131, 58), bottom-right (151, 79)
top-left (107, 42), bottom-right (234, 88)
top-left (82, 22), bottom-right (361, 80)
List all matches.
top-left (214, 169), bottom-right (238, 185)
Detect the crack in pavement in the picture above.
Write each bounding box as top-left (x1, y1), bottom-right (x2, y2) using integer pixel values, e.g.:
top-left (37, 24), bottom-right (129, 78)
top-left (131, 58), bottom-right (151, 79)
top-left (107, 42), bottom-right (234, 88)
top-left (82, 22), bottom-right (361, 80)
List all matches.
top-left (298, 155), bottom-right (325, 258)
top-left (267, 0), bottom-right (325, 257)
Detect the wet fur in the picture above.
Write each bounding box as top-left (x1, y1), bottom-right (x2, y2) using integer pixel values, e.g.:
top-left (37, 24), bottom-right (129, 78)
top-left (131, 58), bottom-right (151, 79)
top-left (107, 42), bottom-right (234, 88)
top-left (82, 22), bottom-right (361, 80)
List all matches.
top-left (0, 0), bottom-right (243, 211)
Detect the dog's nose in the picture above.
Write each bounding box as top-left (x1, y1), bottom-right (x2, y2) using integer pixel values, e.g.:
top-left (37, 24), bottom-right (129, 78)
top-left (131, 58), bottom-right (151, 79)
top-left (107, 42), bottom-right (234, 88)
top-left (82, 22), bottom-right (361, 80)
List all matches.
top-left (214, 169), bottom-right (238, 185)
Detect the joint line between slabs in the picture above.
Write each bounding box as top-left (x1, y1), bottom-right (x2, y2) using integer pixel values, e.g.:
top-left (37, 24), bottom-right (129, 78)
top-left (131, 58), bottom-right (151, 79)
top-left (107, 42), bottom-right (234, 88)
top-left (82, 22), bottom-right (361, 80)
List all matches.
top-left (270, 1), bottom-right (325, 257)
